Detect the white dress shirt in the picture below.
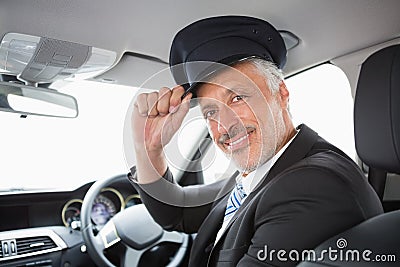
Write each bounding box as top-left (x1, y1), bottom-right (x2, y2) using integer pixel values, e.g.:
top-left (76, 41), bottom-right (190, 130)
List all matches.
top-left (214, 132), bottom-right (298, 244)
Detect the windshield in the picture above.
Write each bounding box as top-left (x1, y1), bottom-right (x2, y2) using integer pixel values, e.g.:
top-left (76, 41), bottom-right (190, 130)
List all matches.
top-left (0, 80), bottom-right (136, 192)
top-left (0, 64), bottom-right (355, 193)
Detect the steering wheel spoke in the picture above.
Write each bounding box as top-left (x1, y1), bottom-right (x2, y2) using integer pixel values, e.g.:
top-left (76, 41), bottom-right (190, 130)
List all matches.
top-left (95, 220), bottom-right (121, 250)
top-left (80, 175), bottom-right (189, 267)
top-left (123, 230), bottom-right (188, 267)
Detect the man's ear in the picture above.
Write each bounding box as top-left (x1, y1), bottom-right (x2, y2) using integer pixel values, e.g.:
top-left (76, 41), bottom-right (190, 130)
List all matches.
top-left (278, 81), bottom-right (290, 109)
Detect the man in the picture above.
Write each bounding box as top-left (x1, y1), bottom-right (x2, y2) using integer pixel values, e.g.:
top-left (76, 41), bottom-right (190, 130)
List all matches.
top-left (129, 16), bottom-right (382, 266)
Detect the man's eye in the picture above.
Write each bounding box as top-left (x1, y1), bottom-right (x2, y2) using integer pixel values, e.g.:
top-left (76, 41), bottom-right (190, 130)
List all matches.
top-left (204, 110), bottom-right (217, 119)
top-left (232, 95), bottom-right (244, 103)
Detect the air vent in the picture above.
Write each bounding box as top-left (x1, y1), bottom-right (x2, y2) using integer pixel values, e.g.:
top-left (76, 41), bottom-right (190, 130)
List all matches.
top-left (16, 236), bottom-right (56, 255)
top-left (0, 228), bottom-right (67, 262)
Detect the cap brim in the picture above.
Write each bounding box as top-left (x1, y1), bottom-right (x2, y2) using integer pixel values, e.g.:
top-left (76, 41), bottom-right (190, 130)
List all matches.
top-left (181, 54), bottom-right (271, 103)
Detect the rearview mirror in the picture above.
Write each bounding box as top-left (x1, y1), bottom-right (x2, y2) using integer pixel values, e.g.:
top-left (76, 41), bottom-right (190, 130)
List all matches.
top-left (0, 81), bottom-right (78, 118)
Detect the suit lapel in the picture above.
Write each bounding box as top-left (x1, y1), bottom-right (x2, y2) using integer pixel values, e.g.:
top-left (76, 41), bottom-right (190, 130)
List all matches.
top-left (266, 124), bottom-right (318, 181)
top-left (188, 175), bottom-right (236, 266)
top-left (190, 124), bottom-right (319, 266)
top-left (212, 124), bottom-right (319, 248)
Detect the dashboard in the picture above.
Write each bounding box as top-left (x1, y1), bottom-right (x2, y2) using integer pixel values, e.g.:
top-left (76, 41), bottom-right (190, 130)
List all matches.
top-left (0, 175), bottom-right (140, 266)
top-left (0, 175), bottom-right (190, 267)
top-left (0, 175), bottom-right (139, 233)
top-left (61, 187), bottom-right (141, 230)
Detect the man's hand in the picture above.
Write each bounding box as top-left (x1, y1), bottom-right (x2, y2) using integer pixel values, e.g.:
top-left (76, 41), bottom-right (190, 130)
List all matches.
top-left (132, 86), bottom-right (192, 183)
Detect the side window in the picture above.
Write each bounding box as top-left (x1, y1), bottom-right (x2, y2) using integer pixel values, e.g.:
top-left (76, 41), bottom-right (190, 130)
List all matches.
top-left (201, 63), bottom-right (355, 184)
top-left (201, 143), bottom-right (237, 184)
top-left (286, 64), bottom-right (356, 159)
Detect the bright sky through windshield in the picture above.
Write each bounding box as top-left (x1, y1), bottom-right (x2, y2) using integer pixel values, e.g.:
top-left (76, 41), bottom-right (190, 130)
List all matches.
top-left (0, 81), bottom-right (136, 191)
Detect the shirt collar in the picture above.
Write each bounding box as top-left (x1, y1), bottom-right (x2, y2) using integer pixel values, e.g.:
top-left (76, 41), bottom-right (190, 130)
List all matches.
top-left (241, 131), bottom-right (298, 195)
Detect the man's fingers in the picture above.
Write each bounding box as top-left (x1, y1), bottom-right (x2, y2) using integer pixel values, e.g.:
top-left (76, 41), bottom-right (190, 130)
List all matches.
top-left (136, 93), bottom-right (149, 116)
top-left (135, 86), bottom-right (186, 117)
top-left (157, 87), bottom-right (172, 116)
top-left (182, 92), bottom-right (193, 110)
top-left (147, 92), bottom-right (159, 117)
top-left (174, 92), bottom-right (192, 120)
top-left (169, 86), bottom-right (185, 113)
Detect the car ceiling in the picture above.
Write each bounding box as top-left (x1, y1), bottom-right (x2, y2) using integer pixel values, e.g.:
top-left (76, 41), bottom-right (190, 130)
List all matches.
top-left (1, 0), bottom-right (400, 89)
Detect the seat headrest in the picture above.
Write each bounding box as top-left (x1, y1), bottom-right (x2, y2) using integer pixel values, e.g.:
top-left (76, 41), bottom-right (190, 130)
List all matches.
top-left (354, 45), bottom-right (400, 174)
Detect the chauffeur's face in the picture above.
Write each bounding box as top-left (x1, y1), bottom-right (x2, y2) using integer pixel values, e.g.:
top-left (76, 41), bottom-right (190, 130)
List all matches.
top-left (196, 62), bottom-right (292, 173)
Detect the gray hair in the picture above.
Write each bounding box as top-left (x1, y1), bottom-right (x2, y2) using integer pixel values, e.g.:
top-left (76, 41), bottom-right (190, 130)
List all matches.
top-left (243, 57), bottom-right (291, 116)
top-left (241, 57), bottom-right (284, 94)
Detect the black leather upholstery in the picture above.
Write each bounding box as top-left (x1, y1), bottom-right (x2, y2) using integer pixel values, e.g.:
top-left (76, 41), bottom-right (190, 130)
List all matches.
top-left (354, 45), bottom-right (400, 174)
top-left (297, 210), bottom-right (400, 266)
top-left (298, 45), bottom-right (400, 267)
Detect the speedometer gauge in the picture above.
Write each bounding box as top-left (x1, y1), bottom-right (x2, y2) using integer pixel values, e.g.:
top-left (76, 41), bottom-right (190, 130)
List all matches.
top-left (62, 199), bottom-right (83, 227)
top-left (90, 187), bottom-right (124, 226)
top-left (125, 194), bottom-right (142, 208)
top-left (91, 195), bottom-right (117, 226)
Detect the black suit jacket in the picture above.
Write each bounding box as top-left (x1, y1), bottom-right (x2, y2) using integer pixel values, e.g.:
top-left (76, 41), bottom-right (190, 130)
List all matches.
top-left (133, 125), bottom-right (383, 266)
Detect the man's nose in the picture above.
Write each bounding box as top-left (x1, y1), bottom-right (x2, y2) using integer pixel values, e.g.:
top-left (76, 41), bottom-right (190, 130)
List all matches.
top-left (216, 106), bottom-right (240, 134)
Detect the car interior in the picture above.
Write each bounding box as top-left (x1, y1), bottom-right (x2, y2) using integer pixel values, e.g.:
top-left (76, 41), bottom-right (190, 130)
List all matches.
top-left (298, 42), bottom-right (400, 267)
top-left (0, 1), bottom-right (399, 267)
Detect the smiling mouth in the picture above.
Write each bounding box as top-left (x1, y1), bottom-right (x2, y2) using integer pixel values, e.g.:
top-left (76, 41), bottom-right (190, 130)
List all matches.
top-left (224, 129), bottom-right (255, 150)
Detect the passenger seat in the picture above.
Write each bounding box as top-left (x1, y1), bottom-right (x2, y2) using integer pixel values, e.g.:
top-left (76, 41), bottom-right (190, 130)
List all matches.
top-left (297, 44), bottom-right (400, 266)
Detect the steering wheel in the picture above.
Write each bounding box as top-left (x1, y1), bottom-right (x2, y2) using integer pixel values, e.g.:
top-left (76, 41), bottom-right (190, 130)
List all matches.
top-left (81, 174), bottom-right (188, 267)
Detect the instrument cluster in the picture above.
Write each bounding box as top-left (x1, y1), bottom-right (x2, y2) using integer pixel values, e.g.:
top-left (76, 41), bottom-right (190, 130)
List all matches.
top-left (61, 187), bottom-right (142, 229)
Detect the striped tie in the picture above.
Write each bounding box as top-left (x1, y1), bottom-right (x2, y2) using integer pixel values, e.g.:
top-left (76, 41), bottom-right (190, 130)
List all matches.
top-left (224, 181), bottom-right (247, 222)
